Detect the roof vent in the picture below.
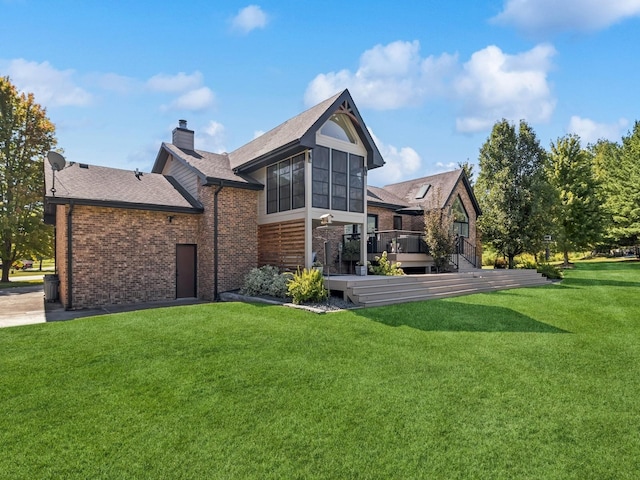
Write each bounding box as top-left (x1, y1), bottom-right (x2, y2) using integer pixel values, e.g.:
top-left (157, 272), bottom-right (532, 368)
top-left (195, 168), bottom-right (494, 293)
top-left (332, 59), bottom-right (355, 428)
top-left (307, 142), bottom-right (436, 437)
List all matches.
top-left (79, 163), bottom-right (89, 169)
top-left (415, 184), bottom-right (431, 199)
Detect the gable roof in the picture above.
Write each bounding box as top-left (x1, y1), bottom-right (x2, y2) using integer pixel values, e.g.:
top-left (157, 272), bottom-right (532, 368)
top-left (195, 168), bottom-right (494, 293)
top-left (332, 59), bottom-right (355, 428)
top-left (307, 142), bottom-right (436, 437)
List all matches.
top-left (153, 143), bottom-right (263, 189)
top-left (44, 162), bottom-right (203, 213)
top-left (228, 89), bottom-right (385, 173)
top-left (366, 185), bottom-right (409, 209)
top-left (377, 169), bottom-right (481, 215)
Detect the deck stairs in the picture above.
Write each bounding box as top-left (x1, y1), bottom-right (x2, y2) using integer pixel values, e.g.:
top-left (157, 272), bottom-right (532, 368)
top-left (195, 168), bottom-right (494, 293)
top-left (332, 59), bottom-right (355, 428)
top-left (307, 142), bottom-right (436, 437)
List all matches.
top-left (328, 269), bottom-right (551, 307)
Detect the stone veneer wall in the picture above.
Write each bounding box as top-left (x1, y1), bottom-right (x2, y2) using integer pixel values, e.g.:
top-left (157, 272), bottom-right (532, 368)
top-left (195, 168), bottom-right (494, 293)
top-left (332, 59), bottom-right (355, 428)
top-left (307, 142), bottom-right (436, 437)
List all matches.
top-left (61, 204), bottom-right (199, 309)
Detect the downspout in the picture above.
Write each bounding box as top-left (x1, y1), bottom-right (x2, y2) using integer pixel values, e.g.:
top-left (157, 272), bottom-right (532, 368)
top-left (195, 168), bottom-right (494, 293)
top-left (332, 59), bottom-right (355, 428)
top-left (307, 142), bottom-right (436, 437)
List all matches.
top-left (66, 200), bottom-right (74, 310)
top-left (213, 183), bottom-right (224, 301)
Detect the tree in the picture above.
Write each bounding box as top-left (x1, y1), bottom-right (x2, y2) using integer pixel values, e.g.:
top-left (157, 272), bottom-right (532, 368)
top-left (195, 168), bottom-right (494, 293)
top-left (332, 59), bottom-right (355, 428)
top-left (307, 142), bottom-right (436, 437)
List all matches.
top-left (476, 119), bottom-right (552, 269)
top-left (0, 77), bottom-right (56, 282)
top-left (457, 160), bottom-right (475, 185)
top-left (548, 135), bottom-right (604, 266)
top-left (423, 190), bottom-right (456, 273)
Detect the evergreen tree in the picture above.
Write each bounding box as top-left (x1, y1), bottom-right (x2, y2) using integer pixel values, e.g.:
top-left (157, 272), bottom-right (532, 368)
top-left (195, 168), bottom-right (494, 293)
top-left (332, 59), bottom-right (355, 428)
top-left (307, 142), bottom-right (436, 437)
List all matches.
top-left (0, 77), bottom-right (56, 282)
top-left (476, 119), bottom-right (552, 268)
top-left (548, 135), bottom-right (604, 266)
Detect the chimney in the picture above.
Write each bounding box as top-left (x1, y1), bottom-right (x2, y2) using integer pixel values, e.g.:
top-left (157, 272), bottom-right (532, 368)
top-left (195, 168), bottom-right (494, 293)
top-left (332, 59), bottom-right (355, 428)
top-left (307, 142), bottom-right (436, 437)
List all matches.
top-left (172, 119), bottom-right (194, 151)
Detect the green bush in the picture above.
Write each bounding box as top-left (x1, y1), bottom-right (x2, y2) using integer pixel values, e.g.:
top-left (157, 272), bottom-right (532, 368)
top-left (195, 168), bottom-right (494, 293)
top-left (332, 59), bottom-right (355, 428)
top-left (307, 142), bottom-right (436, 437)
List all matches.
top-left (368, 251), bottom-right (405, 276)
top-left (517, 258), bottom-right (538, 269)
top-left (241, 265), bottom-right (290, 298)
top-left (287, 268), bottom-right (328, 304)
top-left (536, 263), bottom-right (564, 280)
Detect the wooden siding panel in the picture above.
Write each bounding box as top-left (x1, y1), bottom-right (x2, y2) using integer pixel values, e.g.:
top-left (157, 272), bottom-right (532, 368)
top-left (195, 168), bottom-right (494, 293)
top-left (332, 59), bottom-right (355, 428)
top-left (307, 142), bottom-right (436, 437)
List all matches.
top-left (165, 156), bottom-right (199, 199)
top-left (258, 220), bottom-right (305, 271)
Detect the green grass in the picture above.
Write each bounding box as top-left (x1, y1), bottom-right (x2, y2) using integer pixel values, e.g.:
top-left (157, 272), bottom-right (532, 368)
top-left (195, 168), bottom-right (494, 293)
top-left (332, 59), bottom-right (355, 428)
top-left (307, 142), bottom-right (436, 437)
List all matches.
top-left (0, 279), bottom-right (43, 289)
top-left (2, 260), bottom-right (640, 479)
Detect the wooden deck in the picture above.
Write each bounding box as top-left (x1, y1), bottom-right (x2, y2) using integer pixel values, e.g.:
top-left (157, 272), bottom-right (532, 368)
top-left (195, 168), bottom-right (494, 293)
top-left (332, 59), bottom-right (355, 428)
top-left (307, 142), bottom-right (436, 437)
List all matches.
top-left (325, 269), bottom-right (552, 307)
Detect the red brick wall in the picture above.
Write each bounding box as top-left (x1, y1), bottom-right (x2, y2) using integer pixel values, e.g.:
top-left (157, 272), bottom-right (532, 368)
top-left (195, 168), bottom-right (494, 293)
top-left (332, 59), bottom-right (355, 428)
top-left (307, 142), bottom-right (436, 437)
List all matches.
top-left (61, 205), bottom-right (199, 309)
top-left (197, 185), bottom-right (259, 300)
top-left (55, 205), bottom-right (68, 306)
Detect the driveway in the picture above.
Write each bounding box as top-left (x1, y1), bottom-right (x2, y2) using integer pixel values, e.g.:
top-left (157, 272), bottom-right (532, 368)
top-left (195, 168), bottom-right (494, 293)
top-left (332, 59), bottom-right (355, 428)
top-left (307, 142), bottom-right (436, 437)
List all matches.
top-left (0, 284), bottom-right (210, 329)
top-left (0, 286), bottom-right (46, 328)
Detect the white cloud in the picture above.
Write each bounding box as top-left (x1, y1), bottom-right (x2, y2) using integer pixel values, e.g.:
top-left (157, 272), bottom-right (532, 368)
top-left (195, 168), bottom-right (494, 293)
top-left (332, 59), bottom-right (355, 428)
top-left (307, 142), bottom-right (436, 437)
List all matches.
top-left (305, 41), bottom-right (556, 134)
top-left (165, 87), bottom-right (215, 112)
top-left (304, 40), bottom-right (457, 109)
top-left (197, 120), bottom-right (226, 153)
top-left (146, 71), bottom-right (204, 93)
top-left (3, 59), bottom-right (92, 107)
top-left (567, 116), bottom-right (629, 144)
top-left (453, 44), bottom-right (556, 132)
top-left (231, 5), bottom-right (269, 34)
top-left (492, 0), bottom-right (640, 35)
top-left (367, 130), bottom-right (422, 186)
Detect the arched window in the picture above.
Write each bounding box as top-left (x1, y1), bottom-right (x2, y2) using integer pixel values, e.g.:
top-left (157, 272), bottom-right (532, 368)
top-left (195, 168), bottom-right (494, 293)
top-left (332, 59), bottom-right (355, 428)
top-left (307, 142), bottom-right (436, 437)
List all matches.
top-left (452, 196), bottom-right (469, 237)
top-left (320, 114), bottom-right (357, 144)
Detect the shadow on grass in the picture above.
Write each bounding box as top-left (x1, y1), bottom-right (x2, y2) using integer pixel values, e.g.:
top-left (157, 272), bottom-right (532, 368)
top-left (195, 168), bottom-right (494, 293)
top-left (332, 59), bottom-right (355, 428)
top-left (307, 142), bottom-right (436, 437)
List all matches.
top-left (354, 301), bottom-right (568, 333)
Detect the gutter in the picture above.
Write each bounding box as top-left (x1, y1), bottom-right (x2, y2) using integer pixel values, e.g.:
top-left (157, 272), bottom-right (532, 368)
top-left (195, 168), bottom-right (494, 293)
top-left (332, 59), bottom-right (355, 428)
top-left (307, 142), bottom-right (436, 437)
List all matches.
top-left (213, 183), bottom-right (224, 301)
top-left (66, 200), bottom-right (74, 310)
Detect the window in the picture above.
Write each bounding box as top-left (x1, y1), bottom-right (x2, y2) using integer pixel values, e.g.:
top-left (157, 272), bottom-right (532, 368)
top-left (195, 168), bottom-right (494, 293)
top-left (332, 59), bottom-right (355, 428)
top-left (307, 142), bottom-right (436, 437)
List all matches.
top-left (452, 196), bottom-right (469, 237)
top-left (320, 114), bottom-right (357, 144)
top-left (312, 146), bottom-right (330, 209)
top-left (415, 184), bottom-right (431, 199)
top-left (349, 154), bottom-right (364, 213)
top-left (367, 214), bottom-right (378, 234)
top-left (393, 215), bottom-right (402, 230)
top-left (266, 153), bottom-right (305, 214)
top-left (332, 150), bottom-right (348, 211)
top-left (312, 147), bottom-right (365, 212)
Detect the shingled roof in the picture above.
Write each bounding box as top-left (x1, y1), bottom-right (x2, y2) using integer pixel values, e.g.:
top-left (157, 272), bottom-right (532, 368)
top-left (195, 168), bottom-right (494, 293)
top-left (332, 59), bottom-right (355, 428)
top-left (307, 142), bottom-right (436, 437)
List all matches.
top-left (366, 185), bottom-right (409, 209)
top-left (44, 162), bottom-right (203, 213)
top-left (227, 89), bottom-right (385, 173)
top-left (156, 143), bottom-right (262, 189)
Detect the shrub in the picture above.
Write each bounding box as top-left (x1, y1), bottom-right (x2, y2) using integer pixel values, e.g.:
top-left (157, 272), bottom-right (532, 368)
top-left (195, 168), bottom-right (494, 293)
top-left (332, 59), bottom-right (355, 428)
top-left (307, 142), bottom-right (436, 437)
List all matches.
top-left (537, 263), bottom-right (564, 280)
top-left (368, 251), bottom-right (405, 276)
top-left (287, 268), bottom-right (328, 304)
top-left (517, 259), bottom-right (538, 269)
top-left (241, 265), bottom-right (290, 298)
top-left (494, 258), bottom-right (507, 269)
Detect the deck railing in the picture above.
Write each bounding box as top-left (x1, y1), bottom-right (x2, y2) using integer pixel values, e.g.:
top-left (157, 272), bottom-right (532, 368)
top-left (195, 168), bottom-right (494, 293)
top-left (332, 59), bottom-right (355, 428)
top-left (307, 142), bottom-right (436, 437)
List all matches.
top-left (365, 230), bottom-right (429, 255)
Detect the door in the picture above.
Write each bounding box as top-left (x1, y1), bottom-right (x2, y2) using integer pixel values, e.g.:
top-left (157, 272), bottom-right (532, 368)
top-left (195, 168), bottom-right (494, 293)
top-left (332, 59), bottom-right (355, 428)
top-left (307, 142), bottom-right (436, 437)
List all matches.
top-left (176, 244), bottom-right (197, 298)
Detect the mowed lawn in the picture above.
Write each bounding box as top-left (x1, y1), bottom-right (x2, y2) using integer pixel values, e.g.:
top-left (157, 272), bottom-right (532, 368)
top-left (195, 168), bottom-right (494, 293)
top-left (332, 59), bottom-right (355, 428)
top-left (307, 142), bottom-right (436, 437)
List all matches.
top-left (2, 261), bottom-right (639, 479)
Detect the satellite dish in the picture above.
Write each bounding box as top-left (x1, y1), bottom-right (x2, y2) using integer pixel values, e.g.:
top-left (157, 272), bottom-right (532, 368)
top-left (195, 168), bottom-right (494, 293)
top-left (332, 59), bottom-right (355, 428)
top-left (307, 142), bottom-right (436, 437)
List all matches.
top-left (47, 151), bottom-right (66, 171)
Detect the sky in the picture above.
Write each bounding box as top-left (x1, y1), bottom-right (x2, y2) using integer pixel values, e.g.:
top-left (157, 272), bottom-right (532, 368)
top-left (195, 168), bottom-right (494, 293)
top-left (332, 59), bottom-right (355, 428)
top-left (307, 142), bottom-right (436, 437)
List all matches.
top-left (1, 0), bottom-right (639, 187)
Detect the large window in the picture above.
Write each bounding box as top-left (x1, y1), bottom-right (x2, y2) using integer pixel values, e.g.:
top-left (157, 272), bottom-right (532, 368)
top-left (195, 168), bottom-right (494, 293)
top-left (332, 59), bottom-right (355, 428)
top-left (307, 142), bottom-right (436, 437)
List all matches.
top-left (312, 146), bottom-right (364, 213)
top-left (452, 196), bottom-right (469, 237)
top-left (267, 153), bottom-right (305, 214)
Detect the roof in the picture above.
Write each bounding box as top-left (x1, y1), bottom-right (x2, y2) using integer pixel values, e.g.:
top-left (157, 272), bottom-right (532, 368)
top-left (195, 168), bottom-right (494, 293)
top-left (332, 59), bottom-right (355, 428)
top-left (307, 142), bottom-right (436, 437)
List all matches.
top-left (44, 162), bottom-right (203, 213)
top-left (227, 89), bottom-right (385, 172)
top-left (155, 143), bottom-right (262, 189)
top-left (366, 186), bottom-right (409, 209)
top-left (375, 169), bottom-right (481, 215)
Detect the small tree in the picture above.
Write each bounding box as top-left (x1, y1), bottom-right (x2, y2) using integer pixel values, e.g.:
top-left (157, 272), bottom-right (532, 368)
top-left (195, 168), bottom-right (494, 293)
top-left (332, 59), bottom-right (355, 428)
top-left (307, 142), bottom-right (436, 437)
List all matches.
top-left (0, 77), bottom-right (56, 282)
top-left (424, 196), bottom-right (456, 273)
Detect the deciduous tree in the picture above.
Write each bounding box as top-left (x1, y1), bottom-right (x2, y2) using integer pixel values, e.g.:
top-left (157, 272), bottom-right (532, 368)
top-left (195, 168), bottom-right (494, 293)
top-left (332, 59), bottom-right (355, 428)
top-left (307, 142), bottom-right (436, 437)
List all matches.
top-left (0, 76), bottom-right (56, 282)
top-left (476, 119), bottom-right (552, 268)
top-left (423, 190), bottom-right (456, 273)
top-left (548, 135), bottom-right (604, 266)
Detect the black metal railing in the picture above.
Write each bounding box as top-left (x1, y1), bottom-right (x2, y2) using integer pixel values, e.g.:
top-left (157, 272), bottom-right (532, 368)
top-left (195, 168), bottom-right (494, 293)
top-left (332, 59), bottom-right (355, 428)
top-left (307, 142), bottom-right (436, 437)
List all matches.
top-left (457, 236), bottom-right (478, 267)
top-left (365, 230), bottom-right (428, 255)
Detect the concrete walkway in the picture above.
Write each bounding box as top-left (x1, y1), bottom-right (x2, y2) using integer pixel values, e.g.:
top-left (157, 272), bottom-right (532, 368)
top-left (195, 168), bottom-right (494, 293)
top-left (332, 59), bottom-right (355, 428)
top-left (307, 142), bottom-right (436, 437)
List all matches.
top-left (0, 285), bottom-right (209, 329)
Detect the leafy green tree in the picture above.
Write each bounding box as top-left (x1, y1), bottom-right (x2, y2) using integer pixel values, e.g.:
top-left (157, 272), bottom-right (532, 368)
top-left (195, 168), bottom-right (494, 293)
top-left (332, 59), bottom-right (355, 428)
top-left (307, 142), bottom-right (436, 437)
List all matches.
top-left (548, 135), bottom-right (604, 266)
top-left (476, 119), bottom-right (552, 269)
top-left (457, 160), bottom-right (475, 185)
top-left (0, 76), bottom-right (56, 282)
top-left (423, 190), bottom-right (456, 273)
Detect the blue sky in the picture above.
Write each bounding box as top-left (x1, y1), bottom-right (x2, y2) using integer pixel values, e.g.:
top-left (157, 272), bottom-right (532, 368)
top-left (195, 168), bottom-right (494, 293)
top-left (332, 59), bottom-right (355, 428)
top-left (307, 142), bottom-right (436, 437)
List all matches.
top-left (1, 0), bottom-right (639, 186)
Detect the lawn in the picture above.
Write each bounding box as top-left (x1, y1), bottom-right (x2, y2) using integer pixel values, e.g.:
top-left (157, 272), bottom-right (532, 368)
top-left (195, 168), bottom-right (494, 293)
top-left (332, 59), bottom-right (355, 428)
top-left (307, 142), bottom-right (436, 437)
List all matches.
top-left (1, 260), bottom-right (639, 479)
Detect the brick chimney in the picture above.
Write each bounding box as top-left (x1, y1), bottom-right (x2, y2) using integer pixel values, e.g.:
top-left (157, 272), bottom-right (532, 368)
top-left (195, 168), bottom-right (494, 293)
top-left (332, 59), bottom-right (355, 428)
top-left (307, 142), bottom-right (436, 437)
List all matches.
top-left (172, 119), bottom-right (194, 151)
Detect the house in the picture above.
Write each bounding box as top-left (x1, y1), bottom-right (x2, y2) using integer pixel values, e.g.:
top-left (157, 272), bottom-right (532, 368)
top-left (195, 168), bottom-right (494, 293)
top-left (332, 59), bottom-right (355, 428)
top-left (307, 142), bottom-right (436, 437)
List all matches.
top-left (44, 89), bottom-right (481, 310)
